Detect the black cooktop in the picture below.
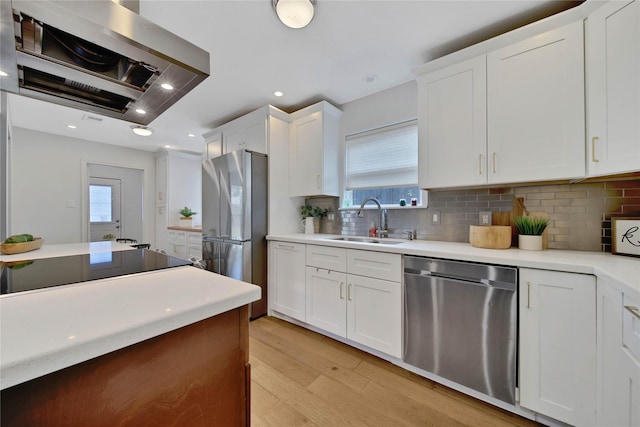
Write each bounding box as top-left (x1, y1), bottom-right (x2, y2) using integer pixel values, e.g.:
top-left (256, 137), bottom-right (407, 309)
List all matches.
top-left (0, 249), bottom-right (192, 295)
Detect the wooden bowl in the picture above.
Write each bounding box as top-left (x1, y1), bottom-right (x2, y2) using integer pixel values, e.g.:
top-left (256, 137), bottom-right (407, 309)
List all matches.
top-left (469, 226), bottom-right (511, 249)
top-left (1, 237), bottom-right (44, 255)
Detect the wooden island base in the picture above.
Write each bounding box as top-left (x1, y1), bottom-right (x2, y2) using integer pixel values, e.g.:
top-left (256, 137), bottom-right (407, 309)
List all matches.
top-left (1, 305), bottom-right (250, 427)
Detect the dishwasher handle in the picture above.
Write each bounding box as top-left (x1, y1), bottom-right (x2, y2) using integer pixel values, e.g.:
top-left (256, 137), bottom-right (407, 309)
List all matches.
top-left (404, 268), bottom-right (516, 292)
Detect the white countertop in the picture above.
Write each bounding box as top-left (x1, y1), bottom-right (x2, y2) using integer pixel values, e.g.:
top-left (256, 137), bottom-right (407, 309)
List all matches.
top-left (268, 233), bottom-right (640, 299)
top-left (0, 246), bottom-right (260, 390)
top-left (0, 241), bottom-right (134, 262)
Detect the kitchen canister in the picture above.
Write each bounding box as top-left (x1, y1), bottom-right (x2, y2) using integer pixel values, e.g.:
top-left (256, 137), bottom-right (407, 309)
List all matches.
top-left (301, 217), bottom-right (315, 234)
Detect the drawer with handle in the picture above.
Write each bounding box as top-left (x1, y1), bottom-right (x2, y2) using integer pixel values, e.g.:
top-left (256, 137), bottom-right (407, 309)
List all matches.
top-left (306, 245), bottom-right (347, 272)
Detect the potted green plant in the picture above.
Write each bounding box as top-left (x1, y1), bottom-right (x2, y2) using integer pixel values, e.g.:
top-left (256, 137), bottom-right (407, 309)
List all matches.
top-left (103, 233), bottom-right (116, 241)
top-left (179, 206), bottom-right (197, 226)
top-left (514, 216), bottom-right (549, 251)
top-left (299, 205), bottom-right (328, 234)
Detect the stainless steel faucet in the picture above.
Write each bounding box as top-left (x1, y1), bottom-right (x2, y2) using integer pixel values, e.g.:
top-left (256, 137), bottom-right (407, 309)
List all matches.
top-left (357, 197), bottom-right (388, 238)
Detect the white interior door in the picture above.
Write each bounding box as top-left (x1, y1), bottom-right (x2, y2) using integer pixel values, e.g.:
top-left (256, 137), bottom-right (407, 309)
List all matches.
top-left (89, 177), bottom-right (122, 242)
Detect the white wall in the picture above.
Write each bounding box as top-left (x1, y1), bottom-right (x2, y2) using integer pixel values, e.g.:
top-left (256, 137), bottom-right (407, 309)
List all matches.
top-left (341, 81), bottom-right (417, 136)
top-left (167, 153), bottom-right (202, 227)
top-left (10, 127), bottom-right (156, 245)
top-left (338, 81), bottom-right (418, 204)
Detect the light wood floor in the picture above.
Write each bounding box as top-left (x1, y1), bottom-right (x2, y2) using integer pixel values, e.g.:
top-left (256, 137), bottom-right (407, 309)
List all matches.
top-left (249, 316), bottom-right (540, 427)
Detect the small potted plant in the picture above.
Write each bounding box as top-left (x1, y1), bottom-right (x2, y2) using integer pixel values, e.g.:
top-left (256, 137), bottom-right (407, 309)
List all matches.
top-left (299, 205), bottom-right (328, 234)
top-left (514, 216), bottom-right (549, 251)
top-left (179, 206), bottom-right (197, 226)
top-left (103, 233), bottom-right (116, 241)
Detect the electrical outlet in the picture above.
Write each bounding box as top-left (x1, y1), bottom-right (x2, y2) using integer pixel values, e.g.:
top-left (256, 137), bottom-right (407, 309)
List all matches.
top-left (479, 211), bottom-right (492, 225)
top-left (431, 211), bottom-right (440, 225)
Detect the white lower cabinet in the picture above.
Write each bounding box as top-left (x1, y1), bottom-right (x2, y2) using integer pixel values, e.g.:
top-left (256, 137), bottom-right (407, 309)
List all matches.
top-left (269, 241), bottom-right (306, 322)
top-left (519, 268), bottom-right (596, 426)
top-left (346, 273), bottom-right (401, 358)
top-left (167, 230), bottom-right (187, 259)
top-left (187, 232), bottom-right (202, 260)
top-left (304, 245), bottom-right (402, 358)
top-left (306, 267), bottom-right (347, 336)
top-left (167, 230), bottom-right (201, 260)
top-left (597, 278), bottom-right (640, 427)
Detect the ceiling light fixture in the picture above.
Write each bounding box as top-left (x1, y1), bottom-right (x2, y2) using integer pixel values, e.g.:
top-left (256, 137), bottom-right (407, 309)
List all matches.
top-left (67, 125), bottom-right (77, 129)
top-left (135, 108), bottom-right (147, 115)
top-left (0, 70), bottom-right (8, 77)
top-left (131, 125), bottom-right (153, 136)
top-left (274, 91), bottom-right (284, 97)
top-left (272, 0), bottom-right (316, 29)
top-left (160, 83), bottom-right (174, 90)
top-left (188, 133), bottom-right (195, 137)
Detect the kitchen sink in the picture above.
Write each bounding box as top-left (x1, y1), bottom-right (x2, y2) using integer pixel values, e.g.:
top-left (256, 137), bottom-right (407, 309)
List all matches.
top-left (328, 236), bottom-right (404, 245)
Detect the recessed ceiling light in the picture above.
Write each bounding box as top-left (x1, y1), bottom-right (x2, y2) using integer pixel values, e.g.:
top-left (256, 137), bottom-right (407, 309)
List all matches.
top-left (131, 126), bottom-right (153, 136)
top-left (135, 108), bottom-right (146, 115)
top-left (274, 91), bottom-right (284, 97)
top-left (67, 125), bottom-right (77, 129)
top-left (160, 83), bottom-right (174, 90)
top-left (0, 70), bottom-right (8, 77)
top-left (188, 133), bottom-right (195, 137)
top-left (164, 145), bottom-right (171, 148)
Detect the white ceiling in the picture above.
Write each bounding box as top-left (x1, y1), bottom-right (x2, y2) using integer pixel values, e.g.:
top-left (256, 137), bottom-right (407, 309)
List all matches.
top-left (7, 0), bottom-right (581, 155)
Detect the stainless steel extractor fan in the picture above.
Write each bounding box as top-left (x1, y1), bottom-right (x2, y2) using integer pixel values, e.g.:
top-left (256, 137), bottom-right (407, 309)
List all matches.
top-left (0, 0), bottom-right (210, 125)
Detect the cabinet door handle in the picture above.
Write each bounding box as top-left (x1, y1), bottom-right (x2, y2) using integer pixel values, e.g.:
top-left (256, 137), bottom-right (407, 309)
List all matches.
top-left (625, 306), bottom-right (640, 320)
top-left (340, 282), bottom-right (344, 299)
top-left (479, 154), bottom-right (483, 175)
top-left (277, 244), bottom-right (294, 250)
top-left (316, 174), bottom-right (321, 189)
top-left (591, 136), bottom-right (600, 163)
top-left (527, 281), bottom-right (532, 308)
top-left (347, 283), bottom-right (352, 301)
top-left (492, 152), bottom-right (497, 174)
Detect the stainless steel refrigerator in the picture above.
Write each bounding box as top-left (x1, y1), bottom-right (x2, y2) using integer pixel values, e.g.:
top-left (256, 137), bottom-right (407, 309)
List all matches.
top-left (202, 149), bottom-right (267, 319)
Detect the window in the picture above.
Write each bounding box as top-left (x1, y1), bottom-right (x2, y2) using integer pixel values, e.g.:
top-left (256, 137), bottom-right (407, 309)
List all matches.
top-left (89, 184), bottom-right (113, 222)
top-left (344, 120), bottom-right (420, 207)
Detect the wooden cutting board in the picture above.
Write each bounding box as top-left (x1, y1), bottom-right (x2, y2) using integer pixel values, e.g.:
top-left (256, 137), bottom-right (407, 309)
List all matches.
top-left (492, 197), bottom-right (526, 247)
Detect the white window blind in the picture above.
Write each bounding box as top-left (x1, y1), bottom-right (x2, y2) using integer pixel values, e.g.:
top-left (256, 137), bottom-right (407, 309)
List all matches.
top-left (345, 121), bottom-right (418, 190)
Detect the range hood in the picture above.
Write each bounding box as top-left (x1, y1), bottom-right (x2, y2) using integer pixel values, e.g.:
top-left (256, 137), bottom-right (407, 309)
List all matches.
top-left (0, 0), bottom-right (210, 125)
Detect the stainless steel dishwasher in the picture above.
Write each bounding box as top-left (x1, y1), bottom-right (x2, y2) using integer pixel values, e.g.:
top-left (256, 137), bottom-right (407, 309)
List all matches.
top-left (404, 256), bottom-right (518, 404)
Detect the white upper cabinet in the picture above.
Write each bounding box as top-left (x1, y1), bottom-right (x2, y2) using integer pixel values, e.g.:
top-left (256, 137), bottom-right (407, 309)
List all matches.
top-left (223, 114), bottom-right (267, 154)
top-left (416, 18), bottom-right (586, 188)
top-left (203, 107), bottom-right (269, 159)
top-left (289, 101), bottom-right (341, 197)
top-left (487, 21), bottom-right (585, 184)
top-left (586, 0), bottom-right (640, 176)
top-left (205, 132), bottom-right (222, 159)
top-left (417, 55), bottom-right (487, 188)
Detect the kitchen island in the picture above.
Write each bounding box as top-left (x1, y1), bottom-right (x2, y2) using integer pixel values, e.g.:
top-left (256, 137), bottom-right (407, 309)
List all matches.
top-left (0, 242), bottom-right (260, 426)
